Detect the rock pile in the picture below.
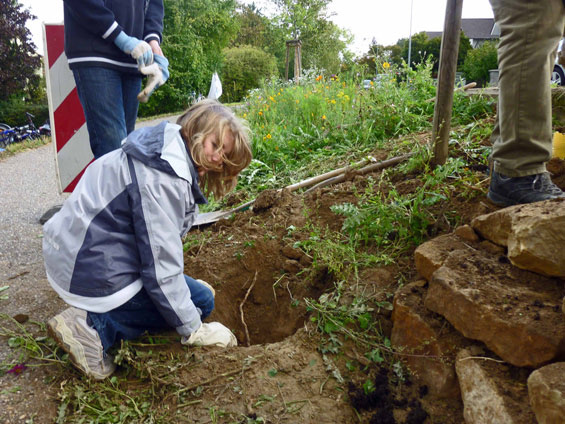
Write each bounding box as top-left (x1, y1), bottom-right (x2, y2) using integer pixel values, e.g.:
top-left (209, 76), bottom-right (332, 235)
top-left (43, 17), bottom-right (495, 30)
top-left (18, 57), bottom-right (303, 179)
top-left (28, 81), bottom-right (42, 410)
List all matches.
top-left (391, 198), bottom-right (565, 423)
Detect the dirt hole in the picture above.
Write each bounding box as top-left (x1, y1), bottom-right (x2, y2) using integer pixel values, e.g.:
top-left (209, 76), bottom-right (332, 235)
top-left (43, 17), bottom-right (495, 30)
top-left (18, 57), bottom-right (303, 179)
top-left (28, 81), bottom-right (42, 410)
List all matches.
top-left (184, 190), bottom-right (342, 346)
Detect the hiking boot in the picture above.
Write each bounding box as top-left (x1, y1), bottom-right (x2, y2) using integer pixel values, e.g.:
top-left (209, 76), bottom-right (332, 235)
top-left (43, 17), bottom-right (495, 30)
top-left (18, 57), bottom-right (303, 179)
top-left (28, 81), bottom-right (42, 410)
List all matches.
top-left (47, 307), bottom-right (116, 380)
top-left (487, 171), bottom-right (565, 207)
top-left (196, 279), bottom-right (215, 297)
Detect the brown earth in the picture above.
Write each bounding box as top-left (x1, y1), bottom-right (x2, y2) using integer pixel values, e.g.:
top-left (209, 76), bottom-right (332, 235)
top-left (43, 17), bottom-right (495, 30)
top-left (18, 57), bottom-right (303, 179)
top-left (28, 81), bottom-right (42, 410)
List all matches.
top-left (2, 137), bottom-right (565, 422)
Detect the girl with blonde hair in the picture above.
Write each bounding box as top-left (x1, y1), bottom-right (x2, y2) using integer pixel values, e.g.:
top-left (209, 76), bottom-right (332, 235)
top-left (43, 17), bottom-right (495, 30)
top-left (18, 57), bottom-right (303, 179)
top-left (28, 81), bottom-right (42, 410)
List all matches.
top-left (44, 99), bottom-right (252, 380)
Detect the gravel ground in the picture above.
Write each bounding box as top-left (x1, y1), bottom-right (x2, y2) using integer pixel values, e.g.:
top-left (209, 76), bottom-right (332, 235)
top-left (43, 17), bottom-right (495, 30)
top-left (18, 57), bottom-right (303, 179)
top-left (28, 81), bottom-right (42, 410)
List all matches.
top-left (0, 143), bottom-right (68, 319)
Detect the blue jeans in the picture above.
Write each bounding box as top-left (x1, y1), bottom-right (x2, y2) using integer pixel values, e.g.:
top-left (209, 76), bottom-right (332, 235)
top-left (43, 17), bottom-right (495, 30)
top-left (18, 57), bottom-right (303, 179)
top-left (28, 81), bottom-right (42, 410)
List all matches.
top-left (72, 67), bottom-right (142, 159)
top-left (87, 276), bottom-right (214, 352)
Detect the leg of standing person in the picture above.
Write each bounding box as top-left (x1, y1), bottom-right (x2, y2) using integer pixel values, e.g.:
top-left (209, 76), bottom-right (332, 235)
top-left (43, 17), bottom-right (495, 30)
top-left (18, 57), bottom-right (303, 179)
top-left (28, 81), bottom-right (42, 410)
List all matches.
top-left (488, 0), bottom-right (565, 206)
top-left (121, 73), bottom-right (143, 136)
top-left (73, 67), bottom-right (142, 159)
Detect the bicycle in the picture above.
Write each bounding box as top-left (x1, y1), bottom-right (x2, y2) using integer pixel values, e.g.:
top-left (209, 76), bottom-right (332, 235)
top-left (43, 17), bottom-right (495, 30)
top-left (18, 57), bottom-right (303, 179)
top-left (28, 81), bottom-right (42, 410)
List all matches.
top-left (13, 112), bottom-right (43, 143)
top-left (0, 113), bottom-right (45, 148)
top-left (0, 124), bottom-right (16, 148)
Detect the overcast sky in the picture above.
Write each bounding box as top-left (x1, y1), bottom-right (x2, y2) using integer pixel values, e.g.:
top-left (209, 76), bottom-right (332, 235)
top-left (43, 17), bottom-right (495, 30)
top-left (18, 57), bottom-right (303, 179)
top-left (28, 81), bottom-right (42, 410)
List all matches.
top-left (20, 0), bottom-right (494, 56)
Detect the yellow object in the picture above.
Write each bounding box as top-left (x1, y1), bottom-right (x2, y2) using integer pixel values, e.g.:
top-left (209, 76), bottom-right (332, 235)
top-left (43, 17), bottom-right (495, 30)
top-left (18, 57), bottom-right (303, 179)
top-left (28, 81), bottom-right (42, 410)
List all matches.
top-left (553, 131), bottom-right (565, 159)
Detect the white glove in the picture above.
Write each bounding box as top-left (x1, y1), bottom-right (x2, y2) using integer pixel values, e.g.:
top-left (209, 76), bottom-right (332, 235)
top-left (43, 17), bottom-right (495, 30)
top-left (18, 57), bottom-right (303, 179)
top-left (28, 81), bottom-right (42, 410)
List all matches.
top-left (137, 55), bottom-right (169, 103)
top-left (137, 63), bottom-right (164, 102)
top-left (181, 322), bottom-right (237, 348)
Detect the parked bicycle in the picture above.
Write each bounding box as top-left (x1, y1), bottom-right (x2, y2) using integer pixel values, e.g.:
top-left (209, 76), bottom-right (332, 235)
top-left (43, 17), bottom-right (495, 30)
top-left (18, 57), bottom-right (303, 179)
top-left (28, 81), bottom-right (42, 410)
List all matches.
top-left (0, 113), bottom-right (49, 148)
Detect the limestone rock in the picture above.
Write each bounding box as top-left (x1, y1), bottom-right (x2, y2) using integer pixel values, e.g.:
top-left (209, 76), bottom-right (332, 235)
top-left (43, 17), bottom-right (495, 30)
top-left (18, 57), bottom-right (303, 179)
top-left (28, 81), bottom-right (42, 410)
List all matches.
top-left (414, 234), bottom-right (469, 281)
top-left (471, 199), bottom-right (565, 277)
top-left (424, 248), bottom-right (565, 367)
top-left (455, 348), bottom-right (535, 424)
top-left (454, 225), bottom-right (479, 242)
top-left (391, 282), bottom-right (465, 398)
top-left (528, 362), bottom-right (565, 424)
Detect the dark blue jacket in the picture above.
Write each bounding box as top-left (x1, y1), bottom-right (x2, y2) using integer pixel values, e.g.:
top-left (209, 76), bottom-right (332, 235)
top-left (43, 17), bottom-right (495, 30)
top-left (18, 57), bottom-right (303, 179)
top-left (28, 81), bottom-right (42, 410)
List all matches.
top-left (63, 0), bottom-right (164, 73)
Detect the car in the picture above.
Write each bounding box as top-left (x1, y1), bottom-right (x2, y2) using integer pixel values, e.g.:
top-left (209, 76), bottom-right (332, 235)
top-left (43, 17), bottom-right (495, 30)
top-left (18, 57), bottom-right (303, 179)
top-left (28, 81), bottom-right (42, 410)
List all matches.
top-left (553, 39), bottom-right (565, 86)
top-left (553, 64), bottom-right (565, 86)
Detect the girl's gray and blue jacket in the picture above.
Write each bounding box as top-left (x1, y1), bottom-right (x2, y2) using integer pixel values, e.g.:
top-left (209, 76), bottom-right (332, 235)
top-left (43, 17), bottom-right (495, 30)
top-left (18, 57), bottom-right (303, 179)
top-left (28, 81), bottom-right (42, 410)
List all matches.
top-left (63, 0), bottom-right (164, 73)
top-left (43, 122), bottom-right (207, 337)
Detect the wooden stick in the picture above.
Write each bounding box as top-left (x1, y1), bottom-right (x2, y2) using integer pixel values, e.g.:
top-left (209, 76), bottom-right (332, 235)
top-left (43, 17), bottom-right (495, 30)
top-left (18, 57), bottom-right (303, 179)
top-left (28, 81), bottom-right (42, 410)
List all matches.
top-left (284, 157), bottom-right (373, 192)
top-left (304, 153), bottom-right (413, 193)
top-left (431, 0), bottom-right (463, 166)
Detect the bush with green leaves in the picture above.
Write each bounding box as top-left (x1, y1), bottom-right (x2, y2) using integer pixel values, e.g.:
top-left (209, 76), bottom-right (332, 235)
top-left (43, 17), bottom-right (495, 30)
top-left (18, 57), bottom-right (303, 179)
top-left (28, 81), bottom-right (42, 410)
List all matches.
top-left (221, 45), bottom-right (278, 103)
top-left (462, 41), bottom-right (498, 87)
top-left (0, 96), bottom-right (48, 127)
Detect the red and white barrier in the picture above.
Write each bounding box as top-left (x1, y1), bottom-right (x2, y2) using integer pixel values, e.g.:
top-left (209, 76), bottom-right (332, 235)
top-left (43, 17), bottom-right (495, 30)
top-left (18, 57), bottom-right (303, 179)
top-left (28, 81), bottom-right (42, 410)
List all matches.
top-left (43, 23), bottom-right (93, 193)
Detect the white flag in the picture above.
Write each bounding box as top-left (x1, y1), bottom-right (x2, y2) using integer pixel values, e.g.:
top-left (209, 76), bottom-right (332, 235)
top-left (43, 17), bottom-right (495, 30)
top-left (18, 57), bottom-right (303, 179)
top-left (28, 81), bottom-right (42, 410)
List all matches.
top-left (207, 72), bottom-right (222, 100)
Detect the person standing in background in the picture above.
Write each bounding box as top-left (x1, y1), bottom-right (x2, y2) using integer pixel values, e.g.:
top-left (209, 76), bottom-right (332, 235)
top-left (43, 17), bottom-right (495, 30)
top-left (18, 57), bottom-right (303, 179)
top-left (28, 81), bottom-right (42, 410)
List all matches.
top-left (487, 0), bottom-right (565, 206)
top-left (63, 0), bottom-right (169, 158)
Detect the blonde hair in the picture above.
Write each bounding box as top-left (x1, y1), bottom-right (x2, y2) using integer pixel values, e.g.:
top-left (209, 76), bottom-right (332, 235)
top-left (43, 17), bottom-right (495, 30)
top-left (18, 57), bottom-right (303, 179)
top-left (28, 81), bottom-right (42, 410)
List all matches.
top-left (176, 99), bottom-right (252, 199)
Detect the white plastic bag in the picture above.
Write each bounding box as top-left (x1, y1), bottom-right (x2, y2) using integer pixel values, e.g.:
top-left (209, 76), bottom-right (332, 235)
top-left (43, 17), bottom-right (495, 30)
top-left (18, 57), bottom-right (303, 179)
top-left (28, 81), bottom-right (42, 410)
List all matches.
top-left (207, 72), bottom-right (222, 100)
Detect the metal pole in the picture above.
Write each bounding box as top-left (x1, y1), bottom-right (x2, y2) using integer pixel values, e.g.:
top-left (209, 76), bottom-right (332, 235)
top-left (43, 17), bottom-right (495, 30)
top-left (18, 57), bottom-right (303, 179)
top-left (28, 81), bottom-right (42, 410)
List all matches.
top-left (408, 0), bottom-right (414, 67)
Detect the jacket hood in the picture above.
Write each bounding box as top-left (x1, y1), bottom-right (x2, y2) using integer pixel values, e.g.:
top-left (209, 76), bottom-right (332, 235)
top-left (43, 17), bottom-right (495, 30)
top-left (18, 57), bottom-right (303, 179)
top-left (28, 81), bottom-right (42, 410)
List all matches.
top-left (122, 121), bottom-right (207, 205)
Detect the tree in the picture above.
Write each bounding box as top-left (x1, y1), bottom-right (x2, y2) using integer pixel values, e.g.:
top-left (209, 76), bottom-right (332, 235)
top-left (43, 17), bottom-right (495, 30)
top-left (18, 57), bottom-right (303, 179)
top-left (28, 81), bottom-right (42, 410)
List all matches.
top-left (231, 3), bottom-right (287, 76)
top-left (386, 31), bottom-right (472, 75)
top-left (139, 0), bottom-right (239, 116)
top-left (0, 0), bottom-right (41, 100)
top-left (268, 0), bottom-right (353, 75)
top-left (462, 41), bottom-right (498, 87)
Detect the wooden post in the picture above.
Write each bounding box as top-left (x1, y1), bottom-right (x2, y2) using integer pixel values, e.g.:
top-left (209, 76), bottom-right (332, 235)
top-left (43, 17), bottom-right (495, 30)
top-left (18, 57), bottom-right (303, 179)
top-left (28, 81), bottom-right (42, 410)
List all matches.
top-left (285, 43), bottom-right (290, 80)
top-left (285, 40), bottom-right (302, 83)
top-left (431, 0), bottom-right (463, 166)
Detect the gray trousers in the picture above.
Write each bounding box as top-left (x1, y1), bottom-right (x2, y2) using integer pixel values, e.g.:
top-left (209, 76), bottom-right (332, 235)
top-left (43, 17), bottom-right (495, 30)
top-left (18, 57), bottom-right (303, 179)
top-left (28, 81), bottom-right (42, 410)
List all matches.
top-left (490, 0), bottom-right (565, 177)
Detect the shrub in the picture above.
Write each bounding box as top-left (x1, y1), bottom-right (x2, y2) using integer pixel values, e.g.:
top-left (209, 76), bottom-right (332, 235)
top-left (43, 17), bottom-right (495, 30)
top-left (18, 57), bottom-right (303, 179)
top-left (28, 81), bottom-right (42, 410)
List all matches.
top-left (462, 41), bottom-right (498, 87)
top-left (221, 46), bottom-right (278, 103)
top-left (0, 95), bottom-right (49, 127)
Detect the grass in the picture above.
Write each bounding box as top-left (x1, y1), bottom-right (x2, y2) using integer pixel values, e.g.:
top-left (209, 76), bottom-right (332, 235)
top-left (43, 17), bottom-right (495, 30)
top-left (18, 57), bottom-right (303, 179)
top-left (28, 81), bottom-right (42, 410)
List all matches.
top-left (0, 62), bottom-right (497, 422)
top-left (0, 135), bottom-right (51, 159)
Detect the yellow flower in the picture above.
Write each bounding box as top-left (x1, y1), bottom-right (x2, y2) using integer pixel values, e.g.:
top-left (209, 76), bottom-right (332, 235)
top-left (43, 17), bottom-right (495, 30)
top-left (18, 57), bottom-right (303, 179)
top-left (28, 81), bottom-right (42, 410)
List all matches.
top-left (331, 99), bottom-right (336, 104)
top-left (269, 96), bottom-right (275, 102)
top-left (243, 113), bottom-right (247, 118)
top-left (258, 111), bottom-right (263, 116)
top-left (383, 62), bottom-right (391, 69)
top-left (322, 115), bottom-right (326, 120)
top-left (316, 75), bottom-right (323, 81)
top-left (296, 100), bottom-right (299, 104)
top-left (266, 134), bottom-right (272, 139)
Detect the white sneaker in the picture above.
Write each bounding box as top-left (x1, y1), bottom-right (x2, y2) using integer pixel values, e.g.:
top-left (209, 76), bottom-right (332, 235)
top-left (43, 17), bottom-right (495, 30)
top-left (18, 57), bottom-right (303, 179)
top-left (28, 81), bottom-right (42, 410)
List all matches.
top-left (47, 307), bottom-right (116, 380)
top-left (196, 279), bottom-right (216, 297)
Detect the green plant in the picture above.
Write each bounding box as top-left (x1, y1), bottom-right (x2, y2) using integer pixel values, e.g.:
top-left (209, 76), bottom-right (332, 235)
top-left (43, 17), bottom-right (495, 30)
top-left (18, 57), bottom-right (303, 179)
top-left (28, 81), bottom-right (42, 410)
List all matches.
top-left (462, 41), bottom-right (499, 87)
top-left (0, 314), bottom-right (63, 376)
top-left (222, 45), bottom-right (278, 103)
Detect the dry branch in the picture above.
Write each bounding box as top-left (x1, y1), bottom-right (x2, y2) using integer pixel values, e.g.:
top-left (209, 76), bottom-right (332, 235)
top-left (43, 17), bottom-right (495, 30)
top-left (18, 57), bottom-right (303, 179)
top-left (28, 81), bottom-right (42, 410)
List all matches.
top-left (240, 271), bottom-right (258, 347)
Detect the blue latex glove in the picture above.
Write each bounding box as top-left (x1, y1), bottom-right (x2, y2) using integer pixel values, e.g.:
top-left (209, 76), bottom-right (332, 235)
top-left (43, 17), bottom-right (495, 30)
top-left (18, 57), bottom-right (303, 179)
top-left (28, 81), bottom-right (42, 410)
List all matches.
top-left (114, 31), bottom-right (153, 67)
top-left (137, 54), bottom-right (169, 103)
